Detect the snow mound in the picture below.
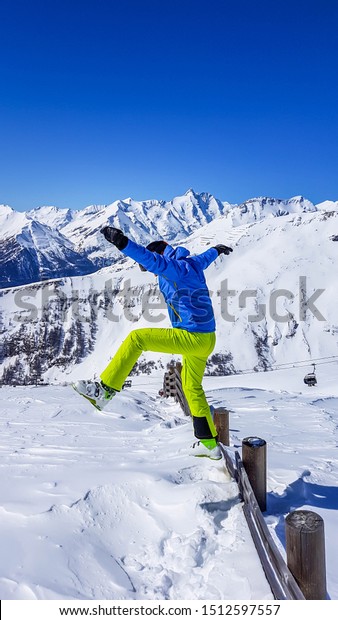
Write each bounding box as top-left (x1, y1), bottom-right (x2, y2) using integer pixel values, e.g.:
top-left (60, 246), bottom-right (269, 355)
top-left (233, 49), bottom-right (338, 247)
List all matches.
top-left (0, 384), bottom-right (272, 600)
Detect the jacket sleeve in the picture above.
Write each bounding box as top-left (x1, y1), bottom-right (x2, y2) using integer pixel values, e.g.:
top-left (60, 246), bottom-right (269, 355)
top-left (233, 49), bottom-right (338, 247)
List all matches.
top-left (121, 240), bottom-right (189, 279)
top-left (188, 247), bottom-right (219, 271)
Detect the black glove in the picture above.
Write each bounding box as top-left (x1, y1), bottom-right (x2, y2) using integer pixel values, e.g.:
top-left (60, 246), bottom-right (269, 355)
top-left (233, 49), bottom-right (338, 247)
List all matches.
top-left (214, 244), bottom-right (233, 256)
top-left (100, 226), bottom-right (128, 250)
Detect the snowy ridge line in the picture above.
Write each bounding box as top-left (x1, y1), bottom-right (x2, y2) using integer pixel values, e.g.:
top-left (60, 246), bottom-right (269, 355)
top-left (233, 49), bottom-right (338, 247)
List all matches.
top-left (1, 190), bottom-right (335, 289)
top-left (220, 444), bottom-right (305, 600)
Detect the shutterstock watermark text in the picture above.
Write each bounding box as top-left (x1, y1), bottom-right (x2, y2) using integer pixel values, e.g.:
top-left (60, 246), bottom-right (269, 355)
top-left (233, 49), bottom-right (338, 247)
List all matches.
top-left (12, 276), bottom-right (326, 325)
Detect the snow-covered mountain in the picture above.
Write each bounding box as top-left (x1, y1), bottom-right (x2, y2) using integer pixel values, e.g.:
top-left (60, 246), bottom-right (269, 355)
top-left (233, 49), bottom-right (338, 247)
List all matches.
top-left (0, 215), bottom-right (96, 289)
top-left (1, 200), bottom-right (338, 386)
top-left (223, 195), bottom-right (317, 227)
top-left (0, 190), bottom-right (328, 289)
top-left (0, 190), bottom-right (228, 288)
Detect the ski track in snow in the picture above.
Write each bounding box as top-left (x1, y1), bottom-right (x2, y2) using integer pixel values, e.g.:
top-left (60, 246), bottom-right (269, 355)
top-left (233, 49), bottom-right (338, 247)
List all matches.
top-left (1, 370), bottom-right (338, 600)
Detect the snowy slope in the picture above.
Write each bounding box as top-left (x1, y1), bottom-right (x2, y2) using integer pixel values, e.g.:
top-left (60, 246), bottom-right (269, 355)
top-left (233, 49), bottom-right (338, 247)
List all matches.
top-left (1, 365), bottom-right (338, 600)
top-left (184, 209), bottom-right (338, 374)
top-left (0, 382), bottom-right (272, 601)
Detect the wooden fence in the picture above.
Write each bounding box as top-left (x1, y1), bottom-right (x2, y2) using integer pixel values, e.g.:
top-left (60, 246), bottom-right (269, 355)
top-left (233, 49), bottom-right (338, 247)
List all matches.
top-left (221, 444), bottom-right (306, 600)
top-left (159, 362), bottom-right (327, 600)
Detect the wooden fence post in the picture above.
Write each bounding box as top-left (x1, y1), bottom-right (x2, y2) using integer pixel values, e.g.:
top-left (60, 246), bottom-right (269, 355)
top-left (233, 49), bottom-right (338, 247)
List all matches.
top-left (162, 362), bottom-right (175, 397)
top-left (163, 372), bottom-right (170, 397)
top-left (213, 407), bottom-right (229, 445)
top-left (285, 510), bottom-right (327, 600)
top-left (242, 437), bottom-right (267, 512)
top-left (173, 361), bottom-right (191, 416)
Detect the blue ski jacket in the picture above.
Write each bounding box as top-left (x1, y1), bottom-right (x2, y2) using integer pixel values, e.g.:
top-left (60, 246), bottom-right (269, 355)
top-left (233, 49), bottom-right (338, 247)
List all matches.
top-left (121, 240), bottom-right (218, 333)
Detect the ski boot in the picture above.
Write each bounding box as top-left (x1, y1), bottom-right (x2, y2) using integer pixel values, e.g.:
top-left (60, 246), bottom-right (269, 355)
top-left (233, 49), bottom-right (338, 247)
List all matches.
top-left (72, 380), bottom-right (117, 411)
top-left (190, 438), bottom-right (222, 460)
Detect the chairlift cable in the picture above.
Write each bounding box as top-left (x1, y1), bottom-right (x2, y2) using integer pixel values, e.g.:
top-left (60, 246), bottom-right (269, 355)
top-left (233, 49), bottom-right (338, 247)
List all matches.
top-left (232, 354), bottom-right (338, 376)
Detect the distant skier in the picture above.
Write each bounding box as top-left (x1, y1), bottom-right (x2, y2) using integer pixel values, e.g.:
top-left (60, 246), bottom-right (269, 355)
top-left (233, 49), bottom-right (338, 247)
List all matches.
top-left (74, 227), bottom-right (233, 459)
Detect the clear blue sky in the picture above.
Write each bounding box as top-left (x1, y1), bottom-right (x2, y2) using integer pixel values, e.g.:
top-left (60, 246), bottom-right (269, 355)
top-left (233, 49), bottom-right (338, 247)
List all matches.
top-left (1, 0), bottom-right (337, 211)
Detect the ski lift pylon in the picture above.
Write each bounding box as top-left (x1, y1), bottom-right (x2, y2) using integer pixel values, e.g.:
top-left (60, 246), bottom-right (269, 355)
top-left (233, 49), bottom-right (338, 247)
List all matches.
top-left (304, 363), bottom-right (317, 387)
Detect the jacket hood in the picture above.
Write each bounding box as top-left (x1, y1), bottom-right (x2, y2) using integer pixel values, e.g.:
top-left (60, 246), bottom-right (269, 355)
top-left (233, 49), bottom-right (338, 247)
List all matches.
top-left (163, 245), bottom-right (190, 260)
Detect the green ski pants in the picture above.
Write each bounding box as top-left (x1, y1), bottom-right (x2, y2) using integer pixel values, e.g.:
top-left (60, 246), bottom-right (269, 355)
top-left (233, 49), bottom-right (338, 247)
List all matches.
top-left (100, 327), bottom-right (217, 439)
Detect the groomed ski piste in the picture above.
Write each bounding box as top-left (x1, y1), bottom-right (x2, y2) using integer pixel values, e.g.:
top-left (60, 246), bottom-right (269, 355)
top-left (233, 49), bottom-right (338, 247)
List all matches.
top-left (1, 364), bottom-right (338, 600)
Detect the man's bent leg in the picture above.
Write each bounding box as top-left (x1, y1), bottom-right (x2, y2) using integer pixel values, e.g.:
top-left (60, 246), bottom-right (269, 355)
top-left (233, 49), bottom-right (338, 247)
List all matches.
top-left (100, 328), bottom-right (217, 442)
top-left (181, 355), bottom-right (217, 440)
top-left (100, 327), bottom-right (205, 391)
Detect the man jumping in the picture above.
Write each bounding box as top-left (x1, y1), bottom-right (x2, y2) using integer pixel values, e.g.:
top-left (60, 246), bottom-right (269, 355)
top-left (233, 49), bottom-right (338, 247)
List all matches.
top-left (73, 227), bottom-right (233, 459)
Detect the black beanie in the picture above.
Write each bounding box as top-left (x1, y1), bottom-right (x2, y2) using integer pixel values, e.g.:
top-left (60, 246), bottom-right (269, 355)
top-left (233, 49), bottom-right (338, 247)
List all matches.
top-left (146, 240), bottom-right (168, 254)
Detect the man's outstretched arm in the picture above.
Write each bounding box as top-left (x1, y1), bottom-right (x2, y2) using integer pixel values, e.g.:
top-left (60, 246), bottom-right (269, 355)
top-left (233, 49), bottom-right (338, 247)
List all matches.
top-left (190, 244), bottom-right (233, 271)
top-left (100, 227), bottom-right (187, 279)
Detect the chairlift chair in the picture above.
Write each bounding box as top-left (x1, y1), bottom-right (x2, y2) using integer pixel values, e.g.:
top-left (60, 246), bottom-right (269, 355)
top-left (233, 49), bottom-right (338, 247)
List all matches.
top-left (304, 364), bottom-right (317, 387)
